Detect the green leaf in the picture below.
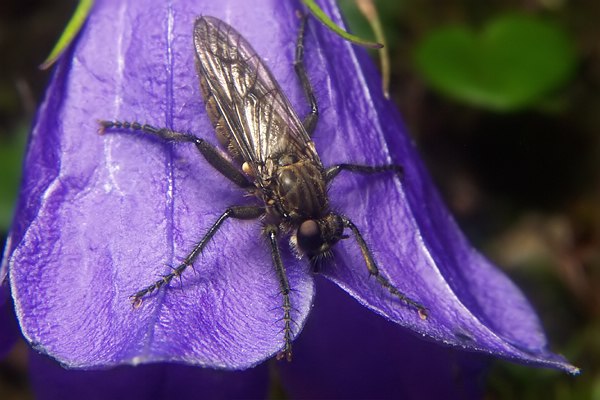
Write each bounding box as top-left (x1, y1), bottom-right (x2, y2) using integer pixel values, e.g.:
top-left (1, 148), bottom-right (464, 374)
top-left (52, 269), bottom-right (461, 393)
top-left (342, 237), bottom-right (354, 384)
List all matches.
top-left (302, 0), bottom-right (383, 49)
top-left (0, 127), bottom-right (28, 232)
top-left (339, 0), bottom-right (391, 96)
top-left (414, 14), bottom-right (577, 111)
top-left (40, 0), bottom-right (95, 70)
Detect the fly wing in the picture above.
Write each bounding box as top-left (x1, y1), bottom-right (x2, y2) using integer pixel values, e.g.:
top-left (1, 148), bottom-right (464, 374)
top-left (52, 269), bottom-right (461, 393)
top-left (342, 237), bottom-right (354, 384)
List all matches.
top-left (193, 16), bottom-right (322, 186)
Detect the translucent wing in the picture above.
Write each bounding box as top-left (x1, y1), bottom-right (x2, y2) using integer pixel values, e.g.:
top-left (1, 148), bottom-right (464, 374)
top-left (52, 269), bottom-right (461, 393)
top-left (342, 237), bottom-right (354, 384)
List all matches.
top-left (193, 16), bottom-right (322, 186)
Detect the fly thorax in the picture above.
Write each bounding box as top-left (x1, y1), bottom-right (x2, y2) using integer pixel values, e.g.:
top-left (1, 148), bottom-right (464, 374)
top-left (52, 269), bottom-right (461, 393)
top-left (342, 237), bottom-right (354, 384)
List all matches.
top-left (273, 158), bottom-right (328, 221)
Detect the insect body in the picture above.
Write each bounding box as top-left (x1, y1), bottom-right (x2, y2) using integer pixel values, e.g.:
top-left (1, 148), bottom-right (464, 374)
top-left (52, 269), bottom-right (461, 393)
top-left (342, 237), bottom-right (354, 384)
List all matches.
top-left (99, 15), bottom-right (427, 362)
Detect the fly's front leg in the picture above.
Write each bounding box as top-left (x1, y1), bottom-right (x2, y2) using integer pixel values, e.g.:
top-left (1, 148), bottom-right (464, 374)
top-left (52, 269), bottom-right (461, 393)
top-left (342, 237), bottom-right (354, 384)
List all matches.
top-left (325, 163), bottom-right (403, 183)
top-left (98, 120), bottom-right (252, 189)
top-left (265, 226), bottom-right (294, 362)
top-left (341, 215), bottom-right (428, 320)
top-left (294, 15), bottom-right (318, 135)
top-left (130, 205), bottom-right (265, 307)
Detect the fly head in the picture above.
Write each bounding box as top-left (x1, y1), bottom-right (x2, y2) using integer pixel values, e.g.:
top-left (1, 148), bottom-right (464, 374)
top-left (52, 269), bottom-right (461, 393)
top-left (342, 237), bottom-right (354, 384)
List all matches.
top-left (296, 213), bottom-right (344, 257)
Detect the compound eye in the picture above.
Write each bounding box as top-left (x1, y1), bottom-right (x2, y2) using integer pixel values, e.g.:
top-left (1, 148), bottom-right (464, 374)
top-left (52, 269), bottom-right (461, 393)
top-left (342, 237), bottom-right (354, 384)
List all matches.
top-left (297, 220), bottom-right (322, 254)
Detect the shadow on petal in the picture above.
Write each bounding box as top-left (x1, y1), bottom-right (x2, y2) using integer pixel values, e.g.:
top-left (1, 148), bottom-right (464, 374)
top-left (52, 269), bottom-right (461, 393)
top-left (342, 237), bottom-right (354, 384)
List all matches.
top-left (0, 284), bottom-right (19, 358)
top-left (28, 350), bottom-right (269, 400)
top-left (278, 277), bottom-right (487, 400)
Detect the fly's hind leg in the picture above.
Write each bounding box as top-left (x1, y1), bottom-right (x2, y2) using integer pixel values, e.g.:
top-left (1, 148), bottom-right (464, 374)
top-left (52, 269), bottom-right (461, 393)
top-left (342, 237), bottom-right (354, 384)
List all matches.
top-left (98, 120), bottom-right (252, 189)
top-left (130, 205), bottom-right (264, 307)
top-left (294, 15), bottom-right (318, 136)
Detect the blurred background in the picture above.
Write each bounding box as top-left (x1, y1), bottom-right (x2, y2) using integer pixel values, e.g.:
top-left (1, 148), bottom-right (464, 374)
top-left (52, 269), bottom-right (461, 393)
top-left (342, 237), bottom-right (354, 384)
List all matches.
top-left (1, 0), bottom-right (598, 398)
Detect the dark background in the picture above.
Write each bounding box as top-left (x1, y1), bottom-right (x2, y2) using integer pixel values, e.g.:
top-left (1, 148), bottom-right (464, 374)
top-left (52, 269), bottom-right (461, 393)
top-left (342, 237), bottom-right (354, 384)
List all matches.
top-left (1, 0), bottom-right (598, 398)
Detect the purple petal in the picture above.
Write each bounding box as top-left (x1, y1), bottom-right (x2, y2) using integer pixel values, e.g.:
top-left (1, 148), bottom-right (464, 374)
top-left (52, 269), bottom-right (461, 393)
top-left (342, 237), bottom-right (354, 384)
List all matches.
top-left (29, 350), bottom-right (268, 400)
top-left (279, 278), bottom-right (487, 400)
top-left (6, 0), bottom-right (314, 369)
top-left (308, 0), bottom-right (577, 373)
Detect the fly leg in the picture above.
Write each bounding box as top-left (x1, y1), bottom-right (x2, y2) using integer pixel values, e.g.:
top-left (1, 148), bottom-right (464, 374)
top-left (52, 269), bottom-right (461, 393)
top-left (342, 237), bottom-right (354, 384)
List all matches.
top-left (265, 226), bottom-right (294, 361)
top-left (98, 120), bottom-right (252, 189)
top-left (340, 215), bottom-right (428, 320)
top-left (325, 164), bottom-right (426, 317)
top-left (130, 205), bottom-right (265, 307)
top-left (325, 163), bottom-right (403, 183)
top-left (294, 15), bottom-right (318, 136)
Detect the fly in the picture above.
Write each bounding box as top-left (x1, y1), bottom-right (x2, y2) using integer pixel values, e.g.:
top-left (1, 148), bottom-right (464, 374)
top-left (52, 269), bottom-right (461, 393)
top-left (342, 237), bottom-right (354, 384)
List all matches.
top-left (99, 15), bottom-right (427, 361)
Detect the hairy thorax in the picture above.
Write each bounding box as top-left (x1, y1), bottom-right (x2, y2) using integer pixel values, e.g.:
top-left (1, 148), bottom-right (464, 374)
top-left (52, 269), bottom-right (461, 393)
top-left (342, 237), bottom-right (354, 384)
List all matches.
top-left (262, 154), bottom-right (328, 225)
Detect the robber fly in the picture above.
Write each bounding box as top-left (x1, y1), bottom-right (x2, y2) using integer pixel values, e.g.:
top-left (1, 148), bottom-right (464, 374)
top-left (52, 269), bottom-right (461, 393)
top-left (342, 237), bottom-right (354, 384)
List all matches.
top-left (99, 15), bottom-right (427, 361)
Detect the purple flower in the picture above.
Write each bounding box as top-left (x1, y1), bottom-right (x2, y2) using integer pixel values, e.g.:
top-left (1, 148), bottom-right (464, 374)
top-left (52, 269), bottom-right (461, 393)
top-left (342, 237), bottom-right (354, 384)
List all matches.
top-left (2, 0), bottom-right (576, 379)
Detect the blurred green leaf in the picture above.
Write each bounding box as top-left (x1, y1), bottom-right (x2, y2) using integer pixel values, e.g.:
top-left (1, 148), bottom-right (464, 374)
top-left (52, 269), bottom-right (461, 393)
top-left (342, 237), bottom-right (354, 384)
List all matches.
top-left (414, 14), bottom-right (577, 111)
top-left (39, 0), bottom-right (94, 70)
top-left (0, 126), bottom-right (27, 232)
top-left (302, 0), bottom-right (383, 48)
